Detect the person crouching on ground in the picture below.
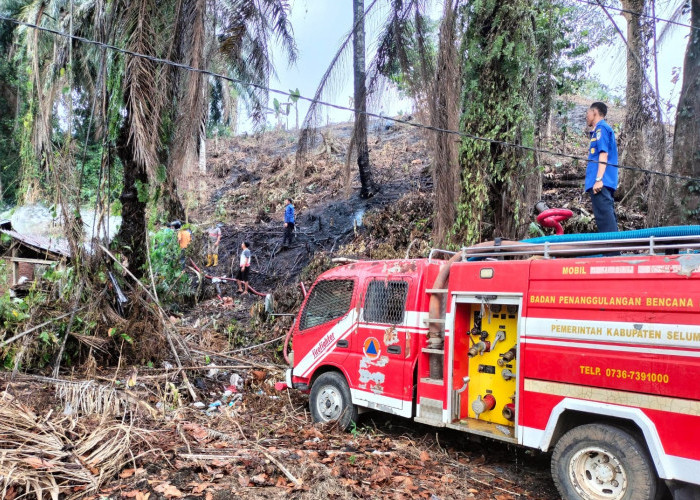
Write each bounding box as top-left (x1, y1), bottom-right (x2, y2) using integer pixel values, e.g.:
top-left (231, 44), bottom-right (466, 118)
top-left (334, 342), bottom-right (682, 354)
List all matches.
top-left (205, 222), bottom-right (223, 267)
top-left (585, 102), bottom-right (619, 233)
top-left (237, 241), bottom-right (251, 294)
top-left (282, 198), bottom-right (295, 248)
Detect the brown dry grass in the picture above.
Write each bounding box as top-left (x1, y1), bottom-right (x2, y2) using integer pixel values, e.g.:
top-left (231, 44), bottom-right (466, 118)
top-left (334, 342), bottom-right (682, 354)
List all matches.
top-left (0, 391), bottom-right (146, 500)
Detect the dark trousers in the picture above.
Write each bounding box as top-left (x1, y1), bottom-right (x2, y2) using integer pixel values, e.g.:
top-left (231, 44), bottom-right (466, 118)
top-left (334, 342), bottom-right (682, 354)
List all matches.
top-left (283, 223), bottom-right (295, 246)
top-left (589, 187), bottom-right (618, 233)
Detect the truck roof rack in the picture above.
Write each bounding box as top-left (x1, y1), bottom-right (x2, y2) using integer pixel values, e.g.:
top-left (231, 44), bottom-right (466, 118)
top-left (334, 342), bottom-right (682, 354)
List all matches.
top-left (459, 234), bottom-right (700, 260)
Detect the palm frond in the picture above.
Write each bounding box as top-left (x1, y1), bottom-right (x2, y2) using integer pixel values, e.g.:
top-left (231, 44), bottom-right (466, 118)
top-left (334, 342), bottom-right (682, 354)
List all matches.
top-left (217, 0), bottom-right (297, 124)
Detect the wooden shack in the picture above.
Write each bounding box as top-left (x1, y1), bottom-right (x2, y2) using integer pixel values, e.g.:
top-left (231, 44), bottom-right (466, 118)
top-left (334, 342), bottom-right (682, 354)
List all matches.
top-left (0, 220), bottom-right (71, 290)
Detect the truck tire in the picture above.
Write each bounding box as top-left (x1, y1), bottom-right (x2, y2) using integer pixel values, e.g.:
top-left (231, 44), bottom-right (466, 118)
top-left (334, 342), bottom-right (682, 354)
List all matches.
top-left (552, 423), bottom-right (657, 500)
top-left (309, 372), bottom-right (358, 431)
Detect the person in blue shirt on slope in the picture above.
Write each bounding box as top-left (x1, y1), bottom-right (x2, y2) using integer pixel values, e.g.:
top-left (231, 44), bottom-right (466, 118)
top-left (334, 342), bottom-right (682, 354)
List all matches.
top-left (282, 198), bottom-right (295, 248)
top-left (585, 102), bottom-right (619, 233)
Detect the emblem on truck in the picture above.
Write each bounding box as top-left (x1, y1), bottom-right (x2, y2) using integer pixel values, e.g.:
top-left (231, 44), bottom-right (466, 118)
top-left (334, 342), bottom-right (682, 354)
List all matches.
top-left (363, 337), bottom-right (381, 360)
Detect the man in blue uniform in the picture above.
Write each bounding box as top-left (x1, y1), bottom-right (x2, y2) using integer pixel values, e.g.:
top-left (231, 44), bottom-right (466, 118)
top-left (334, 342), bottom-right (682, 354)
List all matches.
top-left (282, 198), bottom-right (295, 248)
top-left (585, 102), bottom-right (619, 233)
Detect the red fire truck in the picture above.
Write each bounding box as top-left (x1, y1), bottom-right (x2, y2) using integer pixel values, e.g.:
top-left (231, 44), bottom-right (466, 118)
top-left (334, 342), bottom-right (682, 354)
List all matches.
top-left (276, 230), bottom-right (700, 499)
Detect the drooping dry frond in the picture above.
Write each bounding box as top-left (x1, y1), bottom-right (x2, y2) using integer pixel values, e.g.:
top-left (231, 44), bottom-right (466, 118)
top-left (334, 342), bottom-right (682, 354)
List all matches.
top-left (121, 0), bottom-right (163, 177)
top-left (169, 0), bottom-right (208, 181)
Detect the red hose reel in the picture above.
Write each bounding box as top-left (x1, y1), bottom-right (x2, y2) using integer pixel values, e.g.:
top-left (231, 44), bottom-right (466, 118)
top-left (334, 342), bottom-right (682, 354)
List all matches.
top-left (535, 201), bottom-right (573, 235)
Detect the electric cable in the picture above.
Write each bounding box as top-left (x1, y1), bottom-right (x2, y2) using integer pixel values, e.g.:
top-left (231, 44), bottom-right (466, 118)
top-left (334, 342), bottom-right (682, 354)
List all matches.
top-left (1, 13), bottom-right (699, 184)
top-left (572, 0), bottom-right (698, 32)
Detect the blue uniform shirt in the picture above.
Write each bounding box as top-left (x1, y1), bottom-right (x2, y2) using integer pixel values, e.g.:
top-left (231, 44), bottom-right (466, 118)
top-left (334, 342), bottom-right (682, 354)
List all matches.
top-left (585, 119), bottom-right (619, 192)
top-left (284, 204), bottom-right (295, 224)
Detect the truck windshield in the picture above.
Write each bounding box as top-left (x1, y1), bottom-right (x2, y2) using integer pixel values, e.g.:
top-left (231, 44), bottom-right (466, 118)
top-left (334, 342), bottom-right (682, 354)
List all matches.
top-left (299, 279), bottom-right (355, 330)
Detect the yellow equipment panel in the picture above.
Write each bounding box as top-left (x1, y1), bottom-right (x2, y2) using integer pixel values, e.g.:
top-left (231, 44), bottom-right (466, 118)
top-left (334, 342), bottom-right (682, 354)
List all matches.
top-left (466, 303), bottom-right (518, 426)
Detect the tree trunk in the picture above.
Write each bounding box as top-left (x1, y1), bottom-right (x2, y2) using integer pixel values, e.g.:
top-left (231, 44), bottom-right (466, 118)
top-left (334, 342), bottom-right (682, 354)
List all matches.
top-left (618, 0), bottom-right (648, 199)
top-left (431, 0), bottom-right (461, 245)
top-left (353, 0), bottom-right (376, 198)
top-left (454, 0), bottom-right (538, 244)
top-left (675, 0), bottom-right (700, 221)
top-left (116, 123), bottom-right (148, 278)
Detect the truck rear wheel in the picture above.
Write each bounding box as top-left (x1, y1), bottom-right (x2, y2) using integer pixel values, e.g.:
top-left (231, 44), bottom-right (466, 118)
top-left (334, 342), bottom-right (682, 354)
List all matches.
top-left (309, 372), bottom-right (358, 431)
top-left (552, 423), bottom-right (657, 500)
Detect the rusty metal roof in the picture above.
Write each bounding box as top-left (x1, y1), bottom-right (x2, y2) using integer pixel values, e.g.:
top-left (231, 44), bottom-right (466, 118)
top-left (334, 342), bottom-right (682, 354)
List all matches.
top-left (0, 229), bottom-right (71, 259)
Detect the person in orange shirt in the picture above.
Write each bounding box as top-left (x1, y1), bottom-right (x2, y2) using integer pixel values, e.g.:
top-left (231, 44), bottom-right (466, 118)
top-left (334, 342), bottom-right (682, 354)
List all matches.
top-left (177, 225), bottom-right (191, 250)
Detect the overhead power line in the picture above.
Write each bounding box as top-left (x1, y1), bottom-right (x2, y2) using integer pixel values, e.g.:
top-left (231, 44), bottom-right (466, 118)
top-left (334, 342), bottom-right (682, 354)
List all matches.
top-left (0, 14), bottom-right (699, 184)
top-left (572, 0), bottom-right (699, 32)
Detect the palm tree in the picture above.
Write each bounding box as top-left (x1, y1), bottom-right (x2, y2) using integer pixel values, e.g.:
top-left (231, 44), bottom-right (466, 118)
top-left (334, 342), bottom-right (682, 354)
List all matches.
top-left (115, 0), bottom-right (297, 275)
top-left (352, 0), bottom-right (376, 198)
top-left (297, 0), bottom-right (432, 197)
top-left (8, 0), bottom-right (296, 276)
top-left (675, 0), bottom-right (700, 220)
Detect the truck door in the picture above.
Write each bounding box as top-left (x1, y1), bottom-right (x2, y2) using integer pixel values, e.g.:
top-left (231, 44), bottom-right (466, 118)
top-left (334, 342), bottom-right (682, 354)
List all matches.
top-left (292, 279), bottom-right (357, 380)
top-left (352, 277), bottom-right (412, 412)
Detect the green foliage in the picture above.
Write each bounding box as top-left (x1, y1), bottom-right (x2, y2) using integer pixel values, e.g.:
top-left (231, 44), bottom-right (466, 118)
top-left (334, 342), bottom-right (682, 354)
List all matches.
top-left (453, 0), bottom-right (537, 245)
top-left (148, 228), bottom-right (192, 303)
top-left (0, 1), bottom-right (29, 206)
top-left (377, 14), bottom-right (438, 97)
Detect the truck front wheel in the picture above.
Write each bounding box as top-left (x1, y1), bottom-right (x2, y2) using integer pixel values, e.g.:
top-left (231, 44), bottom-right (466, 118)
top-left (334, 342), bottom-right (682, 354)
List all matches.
top-left (309, 372), bottom-right (358, 431)
top-left (552, 423), bottom-right (657, 500)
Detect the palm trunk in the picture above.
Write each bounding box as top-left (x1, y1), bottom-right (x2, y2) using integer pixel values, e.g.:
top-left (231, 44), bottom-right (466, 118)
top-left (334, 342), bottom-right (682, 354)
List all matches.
top-left (675, 0), bottom-right (700, 221)
top-left (618, 0), bottom-right (648, 198)
top-left (353, 0), bottom-right (376, 198)
top-left (116, 123), bottom-right (148, 277)
top-left (431, 0), bottom-right (461, 244)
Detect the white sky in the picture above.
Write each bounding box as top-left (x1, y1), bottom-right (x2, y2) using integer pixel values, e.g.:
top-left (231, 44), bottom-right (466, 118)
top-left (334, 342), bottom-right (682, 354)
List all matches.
top-left (240, 0), bottom-right (691, 130)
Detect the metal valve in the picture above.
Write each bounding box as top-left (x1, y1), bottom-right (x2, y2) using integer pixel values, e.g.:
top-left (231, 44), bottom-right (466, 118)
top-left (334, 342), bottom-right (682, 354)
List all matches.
top-left (491, 330), bottom-right (506, 350)
top-left (468, 341), bottom-right (490, 358)
top-left (472, 394), bottom-right (496, 419)
top-left (497, 347), bottom-right (517, 366)
top-left (501, 368), bottom-right (515, 381)
top-left (502, 403), bottom-right (515, 421)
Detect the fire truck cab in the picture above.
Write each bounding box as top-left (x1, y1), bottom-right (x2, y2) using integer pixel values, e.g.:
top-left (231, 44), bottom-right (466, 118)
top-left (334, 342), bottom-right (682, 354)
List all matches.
top-left (278, 231), bottom-right (700, 500)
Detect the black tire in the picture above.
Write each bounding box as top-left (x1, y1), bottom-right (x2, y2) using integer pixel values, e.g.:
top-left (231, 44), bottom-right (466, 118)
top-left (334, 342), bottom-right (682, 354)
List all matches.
top-left (309, 372), bottom-right (358, 431)
top-left (552, 423), bottom-right (657, 500)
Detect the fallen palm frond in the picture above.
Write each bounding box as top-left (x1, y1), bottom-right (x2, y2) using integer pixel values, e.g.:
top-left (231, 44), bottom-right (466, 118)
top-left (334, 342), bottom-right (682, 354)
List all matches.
top-left (55, 380), bottom-right (130, 416)
top-left (0, 392), bottom-right (139, 499)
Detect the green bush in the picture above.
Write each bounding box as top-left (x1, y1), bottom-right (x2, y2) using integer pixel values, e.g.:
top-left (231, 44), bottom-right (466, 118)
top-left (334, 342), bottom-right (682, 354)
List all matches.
top-left (149, 228), bottom-right (192, 303)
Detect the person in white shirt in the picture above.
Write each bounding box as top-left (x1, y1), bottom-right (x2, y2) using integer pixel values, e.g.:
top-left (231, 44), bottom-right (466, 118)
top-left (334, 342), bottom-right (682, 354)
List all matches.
top-left (236, 241), bottom-right (251, 294)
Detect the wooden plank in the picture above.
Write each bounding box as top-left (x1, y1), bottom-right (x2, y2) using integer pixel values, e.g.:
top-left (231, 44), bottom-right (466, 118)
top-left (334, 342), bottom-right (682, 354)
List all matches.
top-left (3, 257), bottom-right (58, 265)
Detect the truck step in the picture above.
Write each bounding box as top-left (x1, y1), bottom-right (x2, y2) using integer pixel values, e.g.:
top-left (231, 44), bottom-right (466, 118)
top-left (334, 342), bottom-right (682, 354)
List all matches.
top-left (426, 288), bottom-right (448, 294)
top-left (420, 377), bottom-right (444, 385)
top-left (422, 348), bottom-right (444, 355)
